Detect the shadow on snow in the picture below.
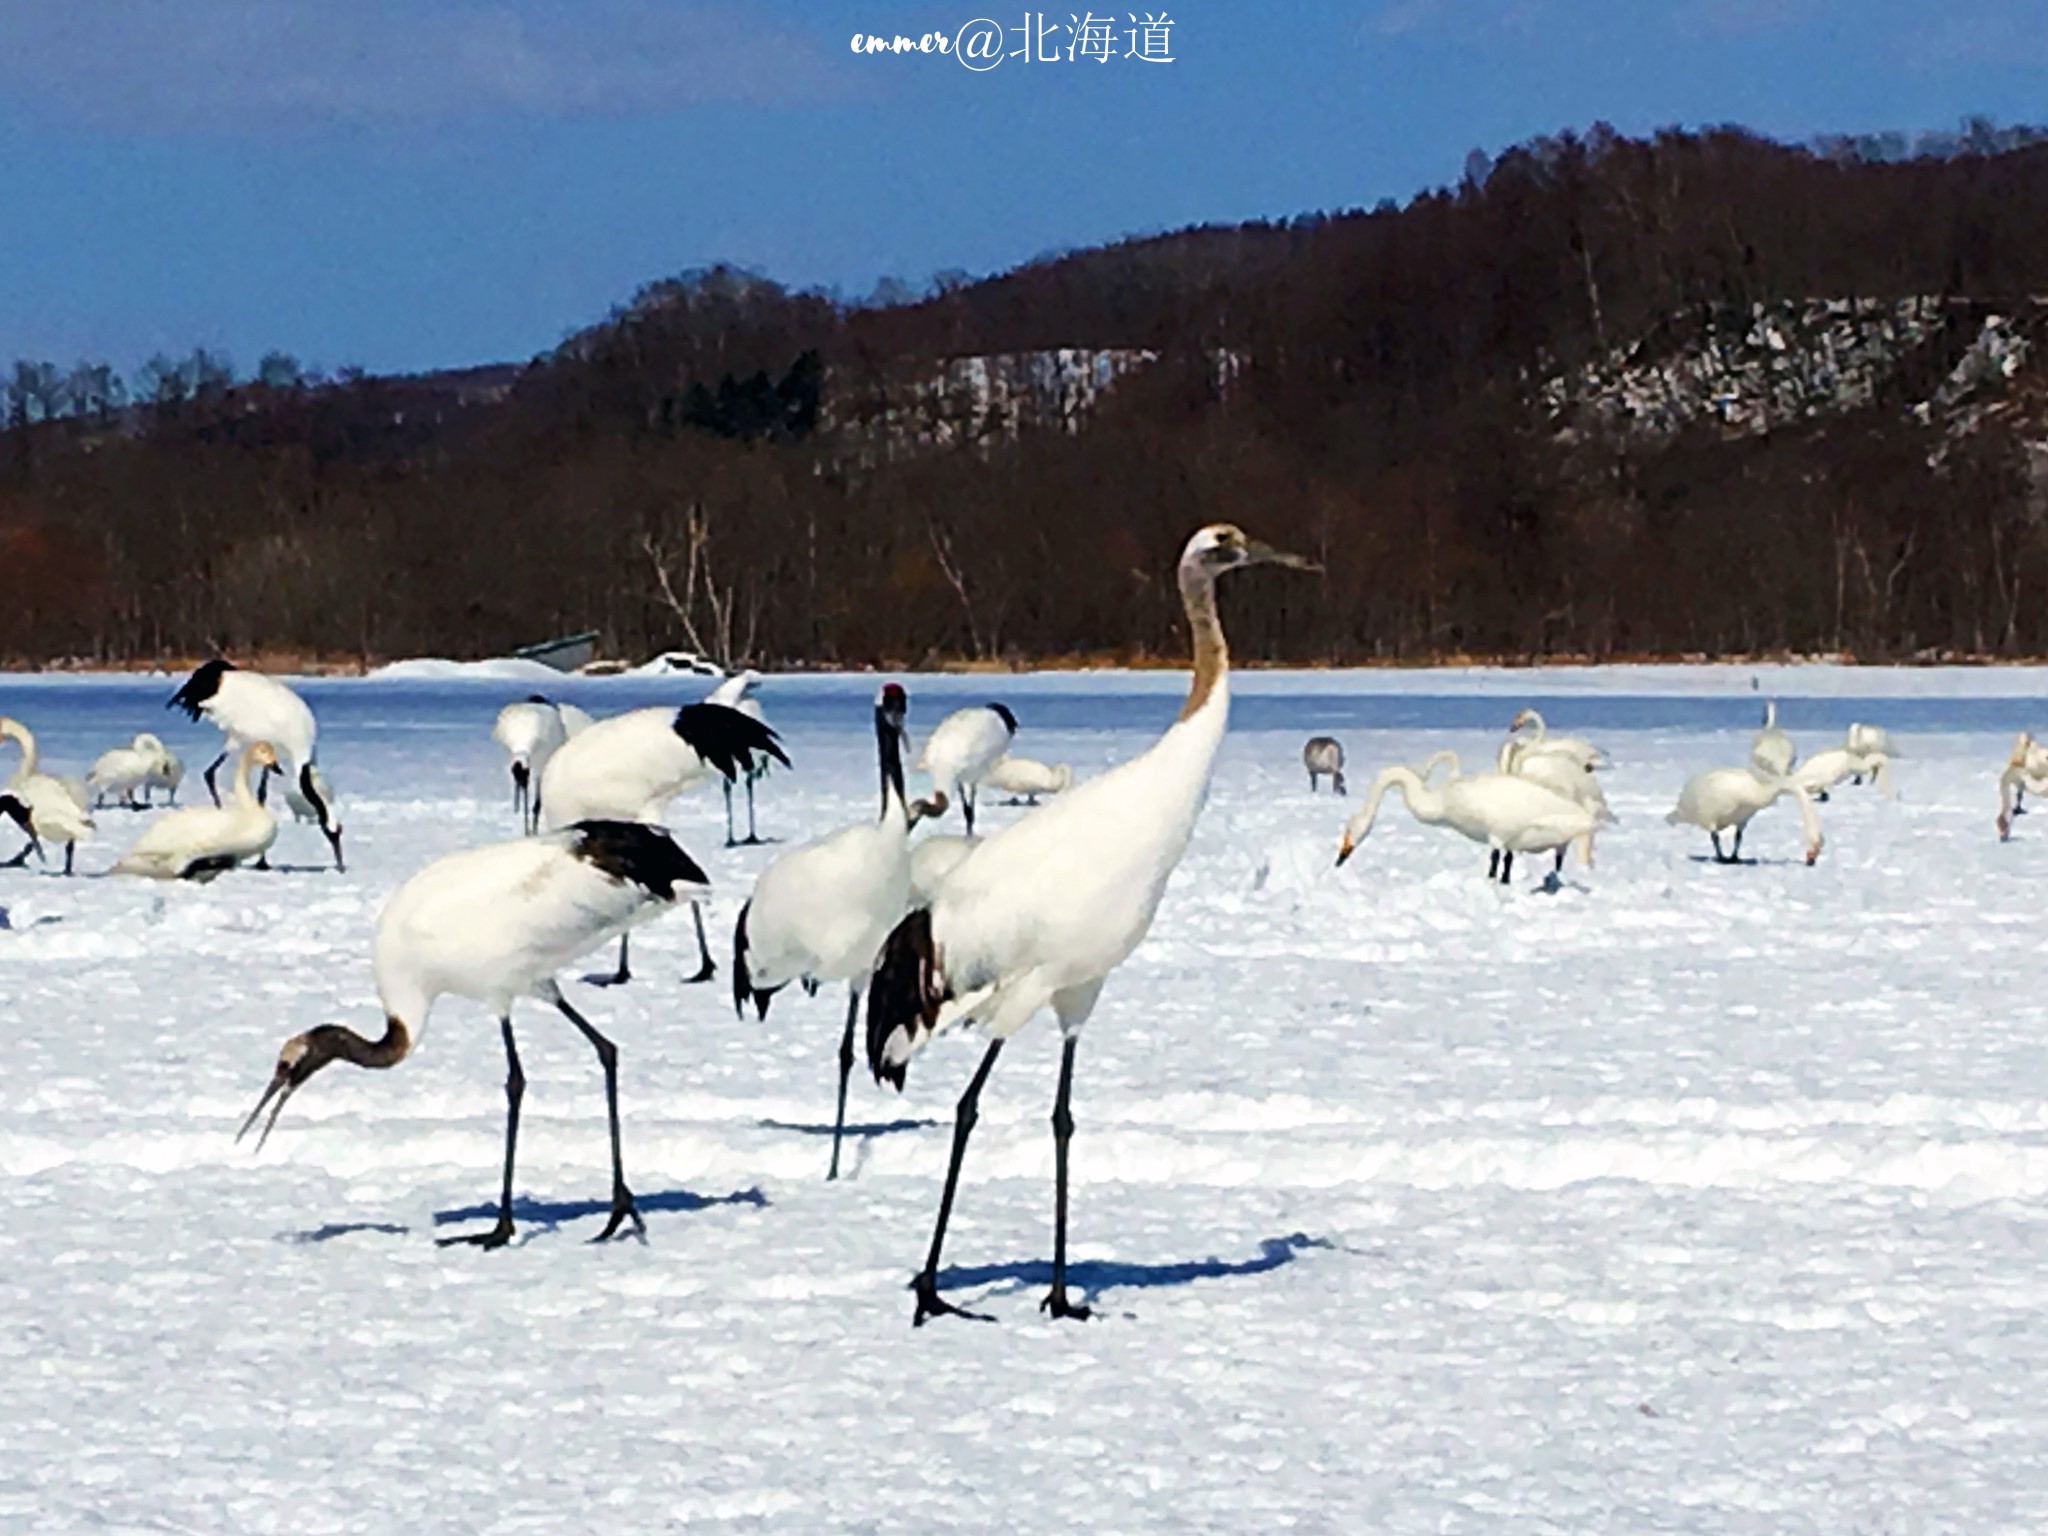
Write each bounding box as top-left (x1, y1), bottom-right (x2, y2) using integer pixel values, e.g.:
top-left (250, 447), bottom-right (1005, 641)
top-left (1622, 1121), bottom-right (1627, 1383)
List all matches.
top-left (429, 1186), bottom-right (769, 1236)
top-left (931, 1231), bottom-right (1332, 1309)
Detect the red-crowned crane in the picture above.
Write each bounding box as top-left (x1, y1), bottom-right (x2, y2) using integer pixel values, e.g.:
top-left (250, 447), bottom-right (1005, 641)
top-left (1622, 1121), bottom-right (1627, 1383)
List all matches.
top-left (865, 524), bottom-right (1314, 1324)
top-left (236, 820), bottom-right (709, 1247)
top-left (539, 702), bottom-right (786, 985)
top-left (493, 696), bottom-right (586, 834)
top-left (704, 670), bottom-right (775, 846)
top-left (733, 683), bottom-right (914, 1179)
top-left (166, 661), bottom-right (345, 871)
top-left (916, 703), bottom-right (1016, 835)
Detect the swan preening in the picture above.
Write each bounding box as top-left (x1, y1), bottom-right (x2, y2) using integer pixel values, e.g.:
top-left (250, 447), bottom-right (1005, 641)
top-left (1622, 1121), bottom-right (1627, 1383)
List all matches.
top-left (1793, 745), bottom-right (1895, 801)
top-left (88, 734), bottom-right (175, 809)
top-left (167, 661), bottom-right (345, 872)
top-left (865, 523), bottom-right (1313, 1323)
top-left (1507, 710), bottom-right (1607, 770)
top-left (1303, 737), bottom-right (1346, 794)
top-left (0, 717), bottom-right (94, 874)
top-left (1667, 767), bottom-right (1823, 865)
top-left (238, 820), bottom-right (709, 1247)
top-left (915, 704), bottom-right (1017, 835)
top-left (733, 683), bottom-right (913, 1179)
top-left (112, 742), bottom-right (279, 880)
top-left (1337, 754), bottom-right (1603, 884)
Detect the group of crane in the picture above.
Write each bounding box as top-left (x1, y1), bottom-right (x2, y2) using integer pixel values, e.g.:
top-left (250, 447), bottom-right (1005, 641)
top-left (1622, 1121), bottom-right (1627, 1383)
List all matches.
top-left (1313, 702), bottom-right (1903, 880)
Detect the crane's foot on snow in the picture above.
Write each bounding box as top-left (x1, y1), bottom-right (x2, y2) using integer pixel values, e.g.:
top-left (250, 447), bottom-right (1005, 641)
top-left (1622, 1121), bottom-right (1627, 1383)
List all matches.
top-left (1041, 1288), bottom-right (1092, 1322)
top-left (683, 959), bottom-right (716, 984)
top-left (592, 1186), bottom-right (645, 1242)
top-left (437, 1216), bottom-right (516, 1251)
top-left (912, 1274), bottom-right (992, 1326)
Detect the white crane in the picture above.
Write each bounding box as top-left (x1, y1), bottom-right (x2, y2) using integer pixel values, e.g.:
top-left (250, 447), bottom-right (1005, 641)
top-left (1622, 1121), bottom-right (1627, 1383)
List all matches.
top-left (1302, 737), bottom-right (1346, 794)
top-left (1336, 756), bottom-right (1602, 884)
top-left (87, 733), bottom-right (171, 809)
top-left (732, 683), bottom-right (914, 1180)
top-left (111, 742), bottom-right (279, 879)
top-left (983, 754), bottom-right (1073, 805)
top-left (166, 661), bottom-right (344, 871)
top-left (916, 703), bottom-right (1017, 835)
top-left (237, 819), bottom-right (710, 1247)
top-left (0, 717), bottom-right (95, 875)
top-left (1667, 767), bottom-right (1823, 865)
top-left (704, 669), bottom-right (776, 845)
top-left (540, 700), bottom-right (787, 984)
top-left (865, 523), bottom-right (1313, 1324)
top-left (1751, 701), bottom-right (1796, 779)
top-left (492, 696), bottom-right (585, 834)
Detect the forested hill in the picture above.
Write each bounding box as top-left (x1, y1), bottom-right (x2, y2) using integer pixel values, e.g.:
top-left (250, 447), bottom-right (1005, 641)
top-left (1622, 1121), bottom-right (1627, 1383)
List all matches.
top-left (10, 122), bottom-right (2048, 670)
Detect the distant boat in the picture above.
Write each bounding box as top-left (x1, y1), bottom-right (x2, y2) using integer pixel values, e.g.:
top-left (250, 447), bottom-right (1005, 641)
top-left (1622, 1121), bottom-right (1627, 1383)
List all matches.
top-left (511, 630), bottom-right (600, 673)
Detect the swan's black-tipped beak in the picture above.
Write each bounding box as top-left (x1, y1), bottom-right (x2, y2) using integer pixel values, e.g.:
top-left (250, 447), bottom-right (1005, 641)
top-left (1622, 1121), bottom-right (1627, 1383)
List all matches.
top-left (1334, 835), bottom-right (1355, 867)
top-left (237, 1063), bottom-right (297, 1153)
top-left (1247, 540), bottom-right (1318, 572)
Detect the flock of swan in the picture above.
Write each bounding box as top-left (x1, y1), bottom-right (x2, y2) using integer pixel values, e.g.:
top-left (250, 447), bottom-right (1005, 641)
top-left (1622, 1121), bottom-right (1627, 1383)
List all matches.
top-left (0, 522), bottom-right (2036, 1326)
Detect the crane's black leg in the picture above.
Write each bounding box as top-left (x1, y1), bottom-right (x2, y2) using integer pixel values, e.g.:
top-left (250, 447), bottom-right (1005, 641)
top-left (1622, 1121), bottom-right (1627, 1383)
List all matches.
top-left (202, 751), bottom-right (228, 808)
top-left (1042, 1035), bottom-right (1090, 1321)
top-left (1487, 848), bottom-right (1500, 880)
top-left (683, 903), bottom-right (717, 983)
top-left (63, 842), bottom-right (74, 876)
top-left (439, 1017), bottom-right (523, 1250)
top-left (1731, 824), bottom-right (1746, 862)
top-left (511, 767), bottom-right (527, 830)
top-left (554, 991), bottom-right (643, 1242)
top-left (828, 987), bottom-right (859, 1181)
top-left (723, 778), bottom-right (738, 848)
top-left (912, 1039), bottom-right (1004, 1325)
top-left (586, 933), bottom-right (631, 988)
top-left (1553, 847), bottom-right (1566, 875)
top-left (961, 785), bottom-right (977, 837)
top-left (1499, 849), bottom-right (1514, 885)
top-left (1710, 830), bottom-right (1726, 863)
top-left (745, 772), bottom-right (760, 844)
top-left (1, 834), bottom-right (37, 868)
top-left (255, 763), bottom-right (271, 807)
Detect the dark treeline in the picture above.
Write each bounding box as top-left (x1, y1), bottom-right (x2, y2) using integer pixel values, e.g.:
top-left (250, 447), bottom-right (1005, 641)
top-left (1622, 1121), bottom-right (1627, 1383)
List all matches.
top-left (10, 121), bottom-right (2048, 669)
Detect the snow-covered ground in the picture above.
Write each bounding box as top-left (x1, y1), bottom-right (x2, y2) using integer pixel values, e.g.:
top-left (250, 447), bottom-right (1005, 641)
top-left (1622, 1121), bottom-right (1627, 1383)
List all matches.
top-left (5, 667), bottom-right (2047, 1533)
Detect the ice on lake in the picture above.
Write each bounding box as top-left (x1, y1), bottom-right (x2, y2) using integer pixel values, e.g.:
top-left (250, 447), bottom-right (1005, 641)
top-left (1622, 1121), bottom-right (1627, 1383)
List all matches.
top-left (4, 665), bottom-right (2047, 1533)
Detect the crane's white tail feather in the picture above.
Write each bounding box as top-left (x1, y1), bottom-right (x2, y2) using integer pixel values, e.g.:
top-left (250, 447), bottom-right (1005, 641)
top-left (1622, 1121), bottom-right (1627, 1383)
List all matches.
top-left (866, 909), bottom-right (949, 1090)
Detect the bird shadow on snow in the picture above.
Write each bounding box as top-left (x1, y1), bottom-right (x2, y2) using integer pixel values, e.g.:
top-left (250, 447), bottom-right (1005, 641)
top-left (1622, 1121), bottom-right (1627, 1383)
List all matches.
top-left (289, 1221), bottom-right (412, 1244)
top-left (755, 1115), bottom-right (940, 1139)
top-left (932, 1232), bottom-right (1332, 1315)
top-left (430, 1185), bottom-right (769, 1237)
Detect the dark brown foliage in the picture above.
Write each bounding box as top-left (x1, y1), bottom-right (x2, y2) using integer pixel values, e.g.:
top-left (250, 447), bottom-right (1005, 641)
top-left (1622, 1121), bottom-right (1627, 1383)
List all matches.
top-left (10, 125), bottom-right (2048, 668)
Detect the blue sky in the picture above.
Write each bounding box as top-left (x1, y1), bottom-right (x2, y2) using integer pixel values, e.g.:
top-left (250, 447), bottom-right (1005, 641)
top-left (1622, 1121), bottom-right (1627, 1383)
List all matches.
top-left (0, 0), bottom-right (2039, 375)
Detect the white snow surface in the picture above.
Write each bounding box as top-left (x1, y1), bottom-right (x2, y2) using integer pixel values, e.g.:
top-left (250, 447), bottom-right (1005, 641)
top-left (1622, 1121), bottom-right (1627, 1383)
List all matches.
top-left (6, 666), bottom-right (2048, 1533)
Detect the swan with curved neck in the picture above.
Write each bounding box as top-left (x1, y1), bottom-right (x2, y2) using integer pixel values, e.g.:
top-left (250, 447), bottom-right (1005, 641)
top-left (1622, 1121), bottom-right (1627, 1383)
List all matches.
top-left (1752, 700), bottom-right (1796, 778)
top-left (1667, 765), bottom-right (1822, 864)
top-left (1336, 753), bottom-right (1602, 883)
top-left (0, 717), bottom-right (94, 875)
top-left (1507, 709), bottom-right (1606, 770)
top-left (112, 741), bottom-right (280, 880)
top-left (864, 522), bottom-right (1313, 1325)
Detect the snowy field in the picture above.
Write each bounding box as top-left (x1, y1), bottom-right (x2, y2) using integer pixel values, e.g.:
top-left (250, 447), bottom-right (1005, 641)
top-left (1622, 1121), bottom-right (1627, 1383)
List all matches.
top-left (6, 665), bottom-right (2048, 1533)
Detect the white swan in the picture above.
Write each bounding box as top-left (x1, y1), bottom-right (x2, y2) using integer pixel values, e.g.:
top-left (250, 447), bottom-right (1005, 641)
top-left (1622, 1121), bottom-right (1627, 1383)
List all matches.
top-left (1751, 701), bottom-right (1796, 778)
top-left (1507, 709), bottom-right (1607, 770)
top-left (87, 734), bottom-right (170, 809)
top-left (982, 754), bottom-right (1073, 805)
top-left (1336, 755), bottom-right (1602, 883)
top-left (1792, 746), bottom-right (1895, 801)
top-left (1846, 722), bottom-right (1896, 761)
top-left (1996, 733), bottom-right (2048, 840)
top-left (112, 742), bottom-right (280, 880)
top-left (0, 717), bottom-right (95, 875)
top-left (1667, 766), bottom-right (1823, 864)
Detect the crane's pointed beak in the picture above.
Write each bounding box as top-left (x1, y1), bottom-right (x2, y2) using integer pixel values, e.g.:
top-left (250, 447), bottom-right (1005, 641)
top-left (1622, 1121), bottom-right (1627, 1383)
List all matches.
top-left (237, 1064), bottom-right (297, 1153)
top-left (1246, 539), bottom-right (1319, 572)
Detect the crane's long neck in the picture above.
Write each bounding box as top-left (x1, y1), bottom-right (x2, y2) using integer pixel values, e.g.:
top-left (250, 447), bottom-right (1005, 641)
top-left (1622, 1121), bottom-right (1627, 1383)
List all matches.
top-left (1177, 566), bottom-right (1229, 723)
top-left (876, 713), bottom-right (908, 827)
